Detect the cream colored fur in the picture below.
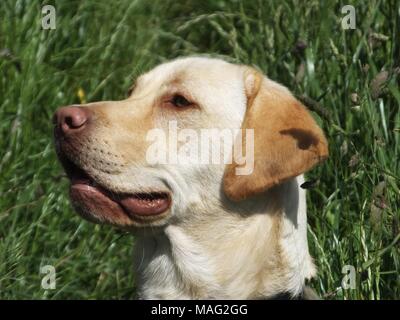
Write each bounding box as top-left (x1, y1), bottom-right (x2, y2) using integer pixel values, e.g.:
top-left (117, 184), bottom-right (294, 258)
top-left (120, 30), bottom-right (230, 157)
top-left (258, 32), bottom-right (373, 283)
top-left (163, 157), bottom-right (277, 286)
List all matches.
top-left (66, 57), bottom-right (326, 299)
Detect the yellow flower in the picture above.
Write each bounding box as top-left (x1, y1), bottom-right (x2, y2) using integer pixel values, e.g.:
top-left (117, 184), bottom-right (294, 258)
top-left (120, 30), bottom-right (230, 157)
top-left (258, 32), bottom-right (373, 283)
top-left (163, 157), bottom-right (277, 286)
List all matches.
top-left (77, 88), bottom-right (86, 104)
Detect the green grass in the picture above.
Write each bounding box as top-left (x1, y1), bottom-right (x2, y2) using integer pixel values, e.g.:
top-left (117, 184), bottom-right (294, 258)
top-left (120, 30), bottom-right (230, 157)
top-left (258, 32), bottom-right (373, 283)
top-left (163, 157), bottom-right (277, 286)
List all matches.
top-left (0, 0), bottom-right (399, 299)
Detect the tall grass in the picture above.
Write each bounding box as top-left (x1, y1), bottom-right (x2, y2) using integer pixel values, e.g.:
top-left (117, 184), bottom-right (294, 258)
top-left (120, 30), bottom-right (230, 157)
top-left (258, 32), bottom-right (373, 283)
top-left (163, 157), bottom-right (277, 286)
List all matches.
top-left (0, 0), bottom-right (399, 299)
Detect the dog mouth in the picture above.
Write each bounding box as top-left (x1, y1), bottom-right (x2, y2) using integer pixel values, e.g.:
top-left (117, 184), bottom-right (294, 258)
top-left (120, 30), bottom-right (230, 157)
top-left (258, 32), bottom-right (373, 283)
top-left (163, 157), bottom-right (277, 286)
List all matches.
top-left (58, 153), bottom-right (171, 225)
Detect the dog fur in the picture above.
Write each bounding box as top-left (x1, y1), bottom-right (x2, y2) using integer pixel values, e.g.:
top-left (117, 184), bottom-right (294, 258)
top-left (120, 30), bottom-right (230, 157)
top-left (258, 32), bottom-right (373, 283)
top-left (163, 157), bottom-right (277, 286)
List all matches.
top-left (55, 57), bottom-right (328, 299)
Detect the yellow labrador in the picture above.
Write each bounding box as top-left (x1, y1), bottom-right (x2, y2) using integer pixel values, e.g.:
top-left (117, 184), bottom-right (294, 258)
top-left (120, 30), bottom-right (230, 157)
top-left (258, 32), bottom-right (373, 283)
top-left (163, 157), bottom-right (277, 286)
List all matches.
top-left (53, 57), bottom-right (328, 299)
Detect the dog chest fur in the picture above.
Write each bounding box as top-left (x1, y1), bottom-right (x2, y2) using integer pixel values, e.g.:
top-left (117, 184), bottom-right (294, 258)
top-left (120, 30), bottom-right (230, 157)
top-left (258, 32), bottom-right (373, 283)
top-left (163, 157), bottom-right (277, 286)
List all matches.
top-left (134, 175), bottom-right (316, 299)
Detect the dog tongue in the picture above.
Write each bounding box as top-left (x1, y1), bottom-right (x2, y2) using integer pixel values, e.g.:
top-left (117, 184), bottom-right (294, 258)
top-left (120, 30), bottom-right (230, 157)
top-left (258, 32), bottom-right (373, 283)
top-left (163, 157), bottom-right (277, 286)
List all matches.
top-left (119, 195), bottom-right (170, 217)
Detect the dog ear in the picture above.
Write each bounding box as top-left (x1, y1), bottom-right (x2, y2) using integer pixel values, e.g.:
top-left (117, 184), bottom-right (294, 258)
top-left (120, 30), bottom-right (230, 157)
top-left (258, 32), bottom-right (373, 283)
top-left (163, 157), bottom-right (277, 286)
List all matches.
top-left (223, 67), bottom-right (328, 201)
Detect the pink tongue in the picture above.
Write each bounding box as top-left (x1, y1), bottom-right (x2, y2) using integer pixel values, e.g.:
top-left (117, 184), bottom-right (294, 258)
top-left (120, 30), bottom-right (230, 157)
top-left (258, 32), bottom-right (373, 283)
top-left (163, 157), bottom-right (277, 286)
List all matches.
top-left (119, 195), bottom-right (170, 217)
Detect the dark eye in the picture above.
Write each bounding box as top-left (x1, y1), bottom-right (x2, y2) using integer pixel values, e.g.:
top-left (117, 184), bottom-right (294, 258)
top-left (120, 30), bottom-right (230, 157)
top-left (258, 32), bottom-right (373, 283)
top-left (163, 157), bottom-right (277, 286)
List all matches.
top-left (170, 94), bottom-right (192, 108)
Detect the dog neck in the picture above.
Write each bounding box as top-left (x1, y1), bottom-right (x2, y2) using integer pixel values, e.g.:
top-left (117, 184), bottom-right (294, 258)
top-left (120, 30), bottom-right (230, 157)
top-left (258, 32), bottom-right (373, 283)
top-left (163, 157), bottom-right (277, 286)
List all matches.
top-left (133, 176), bottom-right (316, 299)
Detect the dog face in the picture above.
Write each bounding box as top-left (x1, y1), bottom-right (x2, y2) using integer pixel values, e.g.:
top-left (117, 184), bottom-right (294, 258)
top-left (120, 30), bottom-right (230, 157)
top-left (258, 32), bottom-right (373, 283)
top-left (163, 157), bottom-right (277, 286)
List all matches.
top-left (53, 57), bottom-right (328, 230)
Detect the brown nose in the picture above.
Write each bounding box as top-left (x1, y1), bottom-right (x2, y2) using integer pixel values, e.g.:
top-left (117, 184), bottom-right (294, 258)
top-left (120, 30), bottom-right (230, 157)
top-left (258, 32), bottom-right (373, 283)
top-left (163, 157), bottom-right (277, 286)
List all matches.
top-left (53, 106), bottom-right (92, 134)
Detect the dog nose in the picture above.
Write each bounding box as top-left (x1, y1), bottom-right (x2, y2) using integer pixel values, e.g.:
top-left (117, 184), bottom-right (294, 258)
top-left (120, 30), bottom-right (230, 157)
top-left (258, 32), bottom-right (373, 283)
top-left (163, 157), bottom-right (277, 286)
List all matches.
top-left (54, 106), bottom-right (92, 134)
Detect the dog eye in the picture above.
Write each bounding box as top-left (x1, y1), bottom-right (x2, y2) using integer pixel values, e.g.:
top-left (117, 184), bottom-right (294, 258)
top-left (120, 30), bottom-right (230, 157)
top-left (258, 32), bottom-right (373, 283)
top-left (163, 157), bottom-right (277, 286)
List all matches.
top-left (170, 94), bottom-right (192, 108)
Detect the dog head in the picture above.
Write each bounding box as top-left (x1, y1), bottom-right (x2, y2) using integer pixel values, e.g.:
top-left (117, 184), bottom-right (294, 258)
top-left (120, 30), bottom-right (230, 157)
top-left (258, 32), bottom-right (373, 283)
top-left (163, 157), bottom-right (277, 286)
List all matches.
top-left (53, 57), bottom-right (328, 229)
